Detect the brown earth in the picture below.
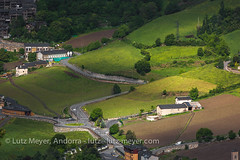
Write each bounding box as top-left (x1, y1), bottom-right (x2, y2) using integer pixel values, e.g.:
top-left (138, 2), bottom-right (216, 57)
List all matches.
top-left (66, 29), bottom-right (116, 48)
top-left (177, 139), bottom-right (240, 160)
top-left (122, 94), bottom-right (240, 148)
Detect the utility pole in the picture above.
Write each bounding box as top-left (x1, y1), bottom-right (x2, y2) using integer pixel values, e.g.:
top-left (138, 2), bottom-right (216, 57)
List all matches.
top-left (176, 21), bottom-right (179, 41)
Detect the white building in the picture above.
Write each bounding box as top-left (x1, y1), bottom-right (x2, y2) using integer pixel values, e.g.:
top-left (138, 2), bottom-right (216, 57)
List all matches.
top-left (157, 104), bottom-right (188, 116)
top-left (15, 65), bottom-right (28, 77)
top-left (37, 50), bottom-right (72, 61)
top-left (175, 96), bottom-right (192, 104)
top-left (146, 115), bottom-right (159, 121)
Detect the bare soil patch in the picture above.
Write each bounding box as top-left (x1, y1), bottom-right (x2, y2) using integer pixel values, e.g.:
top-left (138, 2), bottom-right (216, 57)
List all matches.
top-left (66, 29), bottom-right (116, 48)
top-left (177, 138), bottom-right (240, 160)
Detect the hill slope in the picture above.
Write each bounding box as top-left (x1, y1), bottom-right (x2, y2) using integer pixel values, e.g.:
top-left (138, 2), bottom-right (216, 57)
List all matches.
top-left (128, 0), bottom-right (240, 45)
top-left (222, 29), bottom-right (240, 55)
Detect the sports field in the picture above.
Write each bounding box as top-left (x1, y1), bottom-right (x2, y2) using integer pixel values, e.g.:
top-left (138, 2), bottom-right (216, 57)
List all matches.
top-left (0, 66), bottom-right (131, 116)
top-left (128, 0), bottom-right (240, 45)
top-left (0, 118), bottom-right (93, 160)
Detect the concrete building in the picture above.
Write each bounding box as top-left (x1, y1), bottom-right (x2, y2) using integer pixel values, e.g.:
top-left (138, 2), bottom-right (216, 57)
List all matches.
top-left (15, 65), bottom-right (28, 77)
top-left (175, 96), bottom-right (192, 104)
top-left (0, 0), bottom-right (36, 38)
top-left (157, 104), bottom-right (188, 116)
top-left (24, 43), bottom-right (53, 61)
top-left (37, 50), bottom-right (72, 61)
top-left (124, 145), bottom-right (158, 160)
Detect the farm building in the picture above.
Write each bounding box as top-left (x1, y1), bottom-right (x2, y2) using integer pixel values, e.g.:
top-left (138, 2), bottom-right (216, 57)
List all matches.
top-left (175, 96), bottom-right (192, 104)
top-left (37, 50), bottom-right (72, 61)
top-left (0, 95), bottom-right (34, 116)
top-left (15, 60), bottom-right (48, 77)
top-left (157, 104), bottom-right (188, 116)
top-left (124, 145), bottom-right (158, 160)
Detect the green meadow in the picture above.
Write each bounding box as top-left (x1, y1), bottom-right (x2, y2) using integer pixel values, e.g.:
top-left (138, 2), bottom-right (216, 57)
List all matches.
top-left (86, 75), bottom-right (216, 118)
top-left (128, 0), bottom-right (240, 45)
top-left (0, 66), bottom-right (131, 116)
top-left (222, 29), bottom-right (240, 55)
top-left (0, 118), bottom-right (93, 160)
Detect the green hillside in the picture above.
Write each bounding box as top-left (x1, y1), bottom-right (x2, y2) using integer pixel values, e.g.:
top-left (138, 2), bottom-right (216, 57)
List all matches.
top-left (86, 76), bottom-right (216, 118)
top-left (181, 65), bottom-right (240, 87)
top-left (128, 0), bottom-right (240, 45)
top-left (0, 118), bottom-right (93, 160)
top-left (0, 66), bottom-right (130, 116)
top-left (69, 40), bottom-right (143, 75)
top-left (222, 30), bottom-right (240, 55)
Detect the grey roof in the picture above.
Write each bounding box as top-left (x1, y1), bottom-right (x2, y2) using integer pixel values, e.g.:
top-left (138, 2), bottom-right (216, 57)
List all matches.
top-left (0, 95), bottom-right (31, 112)
top-left (183, 102), bottom-right (192, 107)
top-left (17, 60), bottom-right (47, 69)
top-left (40, 50), bottom-right (67, 55)
top-left (176, 96), bottom-right (192, 101)
top-left (158, 104), bottom-right (187, 109)
top-left (124, 145), bottom-right (147, 151)
top-left (24, 43), bottom-right (50, 47)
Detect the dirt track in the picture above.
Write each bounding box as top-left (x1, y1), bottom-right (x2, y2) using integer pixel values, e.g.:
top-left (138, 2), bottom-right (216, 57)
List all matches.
top-left (122, 94), bottom-right (240, 148)
top-left (66, 29), bottom-right (116, 48)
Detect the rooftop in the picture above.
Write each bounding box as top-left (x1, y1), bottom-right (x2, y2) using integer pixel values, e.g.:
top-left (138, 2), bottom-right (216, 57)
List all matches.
top-left (158, 104), bottom-right (187, 109)
top-left (176, 96), bottom-right (192, 101)
top-left (24, 43), bottom-right (50, 47)
top-left (40, 50), bottom-right (67, 55)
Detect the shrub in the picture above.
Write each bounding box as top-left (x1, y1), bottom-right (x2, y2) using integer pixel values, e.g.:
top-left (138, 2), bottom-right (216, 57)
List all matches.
top-left (162, 90), bottom-right (167, 95)
top-left (164, 34), bottom-right (176, 46)
top-left (126, 130), bottom-right (136, 142)
top-left (101, 37), bottom-right (110, 44)
top-left (129, 86), bottom-right (135, 92)
top-left (228, 130), bottom-right (236, 140)
top-left (197, 48), bottom-right (204, 57)
top-left (118, 129), bottom-right (124, 136)
top-left (134, 60), bottom-right (151, 75)
top-left (216, 135), bottom-right (225, 141)
top-left (87, 41), bottom-right (101, 51)
top-left (189, 87), bottom-right (199, 100)
top-left (110, 124), bottom-right (119, 135)
top-left (90, 108), bottom-right (103, 121)
top-left (113, 84), bottom-right (121, 94)
top-left (196, 128), bottom-right (213, 142)
top-left (238, 129), bottom-right (240, 137)
top-left (155, 38), bottom-right (161, 46)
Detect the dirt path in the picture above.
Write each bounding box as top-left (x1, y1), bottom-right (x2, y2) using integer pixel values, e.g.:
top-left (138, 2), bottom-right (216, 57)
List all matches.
top-left (8, 76), bottom-right (60, 117)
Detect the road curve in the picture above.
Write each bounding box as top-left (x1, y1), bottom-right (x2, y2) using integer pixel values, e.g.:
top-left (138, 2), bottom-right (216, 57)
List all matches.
top-left (61, 58), bottom-right (147, 85)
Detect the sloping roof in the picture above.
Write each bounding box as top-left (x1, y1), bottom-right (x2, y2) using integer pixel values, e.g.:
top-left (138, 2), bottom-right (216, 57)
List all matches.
top-left (24, 43), bottom-right (50, 47)
top-left (17, 60), bottom-right (47, 69)
top-left (40, 50), bottom-right (67, 55)
top-left (176, 96), bottom-right (192, 101)
top-left (157, 104), bottom-right (187, 109)
top-left (183, 102), bottom-right (192, 107)
top-left (0, 95), bottom-right (31, 112)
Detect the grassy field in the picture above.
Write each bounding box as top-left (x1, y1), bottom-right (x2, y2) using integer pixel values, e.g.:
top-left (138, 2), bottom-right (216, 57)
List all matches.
top-left (128, 0), bottom-right (240, 45)
top-left (222, 29), bottom-right (240, 55)
top-left (181, 65), bottom-right (240, 87)
top-left (86, 76), bottom-right (216, 118)
top-left (0, 66), bottom-right (131, 116)
top-left (69, 40), bottom-right (142, 74)
top-left (0, 118), bottom-right (93, 160)
top-left (149, 46), bottom-right (199, 65)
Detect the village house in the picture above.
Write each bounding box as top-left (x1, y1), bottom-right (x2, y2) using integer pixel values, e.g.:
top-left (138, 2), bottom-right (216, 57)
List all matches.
top-left (0, 95), bottom-right (34, 116)
top-left (37, 50), bottom-right (73, 61)
top-left (124, 145), bottom-right (158, 160)
top-left (15, 60), bottom-right (48, 77)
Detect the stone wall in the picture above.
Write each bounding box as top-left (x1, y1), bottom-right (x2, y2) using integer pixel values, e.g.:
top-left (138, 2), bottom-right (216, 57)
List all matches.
top-left (0, 39), bottom-right (24, 52)
top-left (53, 125), bottom-right (99, 139)
top-left (153, 142), bottom-right (199, 155)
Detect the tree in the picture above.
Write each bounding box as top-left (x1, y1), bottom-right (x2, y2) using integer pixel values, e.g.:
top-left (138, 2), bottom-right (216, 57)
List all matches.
top-left (189, 87), bottom-right (199, 100)
top-left (126, 130), bottom-right (137, 143)
top-left (196, 128), bottom-right (213, 142)
top-left (139, 2), bottom-right (158, 20)
top-left (118, 129), bottom-right (124, 136)
top-left (165, 0), bottom-right (180, 15)
top-left (155, 38), bottom-right (161, 47)
top-left (139, 109), bottom-right (144, 117)
top-left (219, 1), bottom-right (226, 17)
top-left (228, 130), bottom-right (236, 140)
top-left (162, 90), bottom-right (167, 95)
top-left (197, 48), bottom-right (204, 57)
top-left (110, 124), bottom-right (119, 135)
top-left (113, 24), bottom-right (129, 38)
top-left (134, 60), bottom-right (151, 75)
top-left (113, 84), bottom-right (121, 94)
top-left (0, 61), bottom-right (4, 73)
top-left (129, 86), bottom-right (135, 92)
top-left (19, 48), bottom-right (25, 55)
top-left (90, 108), bottom-right (103, 121)
top-left (62, 44), bottom-right (73, 51)
top-left (0, 128), bottom-right (6, 146)
top-left (28, 53), bottom-right (36, 62)
top-left (164, 34), bottom-right (176, 46)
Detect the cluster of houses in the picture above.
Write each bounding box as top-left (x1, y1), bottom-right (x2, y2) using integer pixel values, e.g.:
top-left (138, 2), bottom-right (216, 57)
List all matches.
top-left (14, 42), bottom-right (73, 77)
top-left (124, 145), bottom-right (158, 160)
top-left (156, 96), bottom-right (202, 116)
top-left (0, 95), bottom-right (34, 116)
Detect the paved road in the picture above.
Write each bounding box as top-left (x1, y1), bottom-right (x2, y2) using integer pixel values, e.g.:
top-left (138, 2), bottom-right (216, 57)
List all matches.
top-left (61, 58), bottom-right (146, 85)
top-left (224, 61), bottom-right (231, 72)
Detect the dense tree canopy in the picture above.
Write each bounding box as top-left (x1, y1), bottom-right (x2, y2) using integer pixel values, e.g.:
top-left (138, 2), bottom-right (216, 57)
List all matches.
top-left (196, 128), bottom-right (213, 142)
top-left (90, 108), bottom-right (103, 121)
